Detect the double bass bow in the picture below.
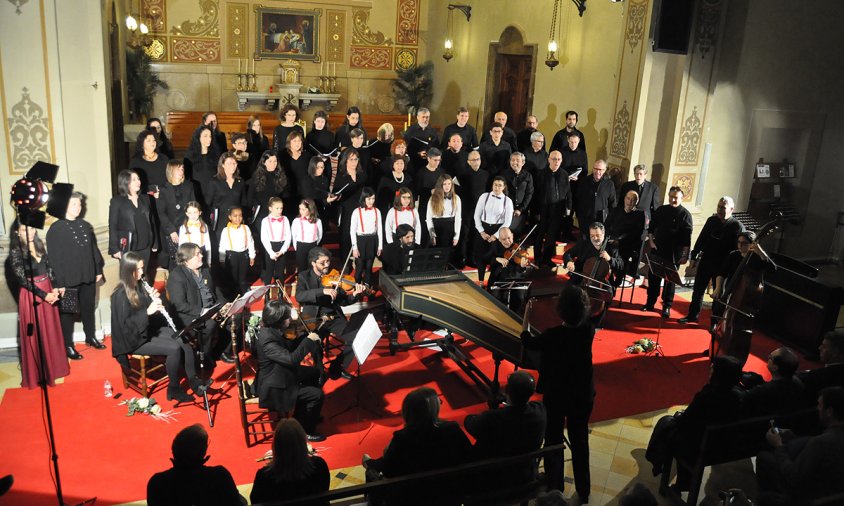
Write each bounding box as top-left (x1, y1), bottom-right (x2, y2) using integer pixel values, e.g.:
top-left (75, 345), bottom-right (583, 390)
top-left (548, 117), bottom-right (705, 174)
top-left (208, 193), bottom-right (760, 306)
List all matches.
top-left (709, 214), bottom-right (781, 362)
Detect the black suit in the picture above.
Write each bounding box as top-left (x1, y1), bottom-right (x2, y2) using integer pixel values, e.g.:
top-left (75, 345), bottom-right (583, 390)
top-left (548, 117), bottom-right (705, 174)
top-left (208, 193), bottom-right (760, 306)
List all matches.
top-left (740, 377), bottom-right (805, 418)
top-left (296, 268), bottom-right (360, 369)
top-left (167, 265), bottom-right (223, 357)
top-left (255, 327), bottom-right (323, 432)
top-left (686, 215), bottom-right (745, 320)
top-left (619, 179), bottom-right (660, 221)
top-left (797, 363), bottom-right (844, 403)
top-left (646, 204), bottom-right (693, 310)
top-left (575, 175), bottom-right (617, 235)
top-left (403, 123), bottom-right (440, 177)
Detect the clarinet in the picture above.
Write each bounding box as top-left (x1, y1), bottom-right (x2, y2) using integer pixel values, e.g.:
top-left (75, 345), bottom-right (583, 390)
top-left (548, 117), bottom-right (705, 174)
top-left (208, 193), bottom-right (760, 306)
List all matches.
top-left (140, 278), bottom-right (178, 332)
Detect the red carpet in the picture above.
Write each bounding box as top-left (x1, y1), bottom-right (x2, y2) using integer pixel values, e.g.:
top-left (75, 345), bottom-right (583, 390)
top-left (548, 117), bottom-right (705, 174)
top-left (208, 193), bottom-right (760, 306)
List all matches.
top-left (0, 288), bottom-right (801, 505)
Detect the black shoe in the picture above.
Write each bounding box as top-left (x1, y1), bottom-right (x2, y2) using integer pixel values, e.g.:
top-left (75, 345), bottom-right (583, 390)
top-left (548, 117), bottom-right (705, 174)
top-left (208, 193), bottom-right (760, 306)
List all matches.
top-left (641, 305), bottom-right (655, 312)
top-left (167, 388), bottom-right (195, 403)
top-left (339, 369), bottom-right (354, 380)
top-left (661, 307), bottom-right (671, 318)
top-left (306, 433), bottom-right (327, 442)
top-left (327, 364), bottom-right (341, 380)
top-left (85, 337), bottom-right (107, 349)
top-left (220, 353), bottom-right (236, 364)
top-left (189, 377), bottom-right (209, 395)
top-left (65, 346), bottom-right (83, 360)
top-left (679, 316), bottom-right (698, 324)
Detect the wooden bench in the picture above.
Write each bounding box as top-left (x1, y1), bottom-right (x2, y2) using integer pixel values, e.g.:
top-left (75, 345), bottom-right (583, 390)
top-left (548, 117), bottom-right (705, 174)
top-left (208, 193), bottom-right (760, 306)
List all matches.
top-left (165, 111), bottom-right (281, 152)
top-left (659, 408), bottom-right (819, 505)
top-left (165, 111), bottom-right (411, 153)
top-left (250, 443), bottom-right (565, 506)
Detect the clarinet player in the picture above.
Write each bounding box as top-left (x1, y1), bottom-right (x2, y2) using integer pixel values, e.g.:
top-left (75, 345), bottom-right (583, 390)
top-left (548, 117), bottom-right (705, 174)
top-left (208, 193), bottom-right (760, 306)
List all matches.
top-left (111, 252), bottom-right (208, 403)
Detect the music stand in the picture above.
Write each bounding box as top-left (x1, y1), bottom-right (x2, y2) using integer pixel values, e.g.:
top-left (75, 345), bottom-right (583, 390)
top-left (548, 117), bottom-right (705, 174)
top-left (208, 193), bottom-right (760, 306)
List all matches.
top-left (644, 253), bottom-right (682, 372)
top-left (177, 302), bottom-right (225, 426)
top-left (402, 247), bottom-right (452, 274)
top-left (490, 280), bottom-right (532, 309)
top-left (331, 311), bottom-right (382, 422)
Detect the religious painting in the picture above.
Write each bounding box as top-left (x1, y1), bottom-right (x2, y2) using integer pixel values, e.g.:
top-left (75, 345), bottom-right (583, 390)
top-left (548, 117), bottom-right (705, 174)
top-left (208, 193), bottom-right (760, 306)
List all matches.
top-left (255, 6), bottom-right (321, 61)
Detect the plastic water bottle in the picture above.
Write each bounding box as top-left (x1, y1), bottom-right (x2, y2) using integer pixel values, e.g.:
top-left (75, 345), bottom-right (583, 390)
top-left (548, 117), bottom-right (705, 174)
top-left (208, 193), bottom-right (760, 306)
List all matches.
top-left (104, 380), bottom-right (113, 398)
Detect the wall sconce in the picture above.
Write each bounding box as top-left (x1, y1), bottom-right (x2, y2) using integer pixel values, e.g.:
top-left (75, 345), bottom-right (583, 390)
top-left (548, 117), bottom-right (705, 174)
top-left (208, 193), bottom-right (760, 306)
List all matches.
top-left (443, 4), bottom-right (471, 62)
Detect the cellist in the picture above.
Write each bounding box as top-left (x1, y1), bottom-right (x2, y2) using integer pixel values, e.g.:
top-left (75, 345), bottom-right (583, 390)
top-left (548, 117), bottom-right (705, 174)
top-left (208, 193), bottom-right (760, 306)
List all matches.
top-left (563, 222), bottom-right (623, 326)
top-left (709, 230), bottom-right (776, 364)
top-left (295, 247), bottom-right (366, 381)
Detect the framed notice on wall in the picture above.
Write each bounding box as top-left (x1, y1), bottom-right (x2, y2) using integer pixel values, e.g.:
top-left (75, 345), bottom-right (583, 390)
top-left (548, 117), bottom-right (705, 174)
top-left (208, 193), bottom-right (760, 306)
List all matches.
top-left (255, 7), bottom-right (321, 61)
top-left (756, 163), bottom-right (771, 178)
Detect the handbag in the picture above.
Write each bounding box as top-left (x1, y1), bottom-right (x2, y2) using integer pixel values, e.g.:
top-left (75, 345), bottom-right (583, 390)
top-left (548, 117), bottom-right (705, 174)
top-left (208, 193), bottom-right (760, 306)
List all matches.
top-left (59, 288), bottom-right (80, 314)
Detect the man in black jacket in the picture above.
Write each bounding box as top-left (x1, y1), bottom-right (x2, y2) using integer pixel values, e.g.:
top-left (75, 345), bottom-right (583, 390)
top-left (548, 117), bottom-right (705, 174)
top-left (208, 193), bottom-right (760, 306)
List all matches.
top-left (503, 152), bottom-right (534, 236)
top-left (440, 106), bottom-right (478, 152)
top-left (550, 110), bottom-right (586, 154)
top-left (575, 160), bottom-right (617, 239)
top-left (167, 243), bottom-right (231, 363)
top-left (643, 186), bottom-right (693, 318)
top-left (680, 196), bottom-right (745, 324)
top-left (619, 164), bottom-right (660, 222)
top-left (403, 107), bottom-right (440, 177)
top-left (534, 151), bottom-right (572, 268)
top-left (295, 247), bottom-right (365, 380)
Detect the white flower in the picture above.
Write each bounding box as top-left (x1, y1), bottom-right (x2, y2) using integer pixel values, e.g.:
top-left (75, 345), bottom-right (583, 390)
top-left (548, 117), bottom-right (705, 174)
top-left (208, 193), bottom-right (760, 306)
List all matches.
top-left (136, 397), bottom-right (150, 409)
top-left (150, 404), bottom-right (162, 415)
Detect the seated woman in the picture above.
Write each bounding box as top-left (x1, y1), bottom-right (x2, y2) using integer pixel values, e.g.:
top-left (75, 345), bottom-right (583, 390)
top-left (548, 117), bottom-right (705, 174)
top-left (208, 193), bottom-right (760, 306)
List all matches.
top-left (250, 418), bottom-right (330, 505)
top-left (110, 252), bottom-right (206, 403)
top-left (254, 300), bottom-right (325, 441)
top-left (363, 387), bottom-right (471, 506)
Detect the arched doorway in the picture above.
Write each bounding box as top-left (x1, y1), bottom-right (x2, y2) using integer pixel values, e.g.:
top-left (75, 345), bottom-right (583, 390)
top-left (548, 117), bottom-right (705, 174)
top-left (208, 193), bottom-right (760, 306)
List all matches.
top-left (483, 26), bottom-right (537, 132)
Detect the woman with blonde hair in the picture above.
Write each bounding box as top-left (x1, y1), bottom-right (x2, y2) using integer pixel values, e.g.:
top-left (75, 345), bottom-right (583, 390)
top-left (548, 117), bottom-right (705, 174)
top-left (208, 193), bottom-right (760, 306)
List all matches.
top-left (426, 174), bottom-right (462, 248)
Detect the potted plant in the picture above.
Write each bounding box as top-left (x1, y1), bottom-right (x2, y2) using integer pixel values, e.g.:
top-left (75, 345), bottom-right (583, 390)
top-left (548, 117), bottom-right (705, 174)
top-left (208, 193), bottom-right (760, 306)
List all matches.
top-left (125, 47), bottom-right (169, 122)
top-left (392, 60), bottom-right (433, 116)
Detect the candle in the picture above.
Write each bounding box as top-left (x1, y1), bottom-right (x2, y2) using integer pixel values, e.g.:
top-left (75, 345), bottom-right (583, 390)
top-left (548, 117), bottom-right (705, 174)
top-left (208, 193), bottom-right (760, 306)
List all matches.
top-left (238, 59), bottom-right (241, 74)
top-left (253, 58), bottom-right (256, 75)
top-left (320, 60), bottom-right (324, 76)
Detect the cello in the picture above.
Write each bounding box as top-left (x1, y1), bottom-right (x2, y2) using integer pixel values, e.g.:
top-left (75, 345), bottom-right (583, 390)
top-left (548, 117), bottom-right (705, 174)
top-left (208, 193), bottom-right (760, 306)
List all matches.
top-left (709, 214), bottom-right (780, 364)
top-left (559, 234), bottom-right (615, 317)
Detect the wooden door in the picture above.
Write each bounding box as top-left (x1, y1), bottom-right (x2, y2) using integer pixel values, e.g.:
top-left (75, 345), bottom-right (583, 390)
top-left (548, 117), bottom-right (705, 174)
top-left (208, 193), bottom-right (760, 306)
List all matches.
top-left (495, 54), bottom-right (532, 130)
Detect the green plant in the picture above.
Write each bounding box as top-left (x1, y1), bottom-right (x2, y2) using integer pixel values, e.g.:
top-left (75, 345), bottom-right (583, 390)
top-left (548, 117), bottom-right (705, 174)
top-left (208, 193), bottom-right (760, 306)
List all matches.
top-left (125, 47), bottom-right (169, 122)
top-left (392, 60), bottom-right (434, 115)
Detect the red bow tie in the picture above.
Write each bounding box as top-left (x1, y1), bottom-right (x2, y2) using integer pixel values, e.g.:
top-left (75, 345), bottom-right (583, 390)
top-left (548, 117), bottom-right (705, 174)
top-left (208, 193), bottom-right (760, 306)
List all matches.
top-left (401, 206), bottom-right (413, 211)
top-left (270, 217), bottom-right (285, 223)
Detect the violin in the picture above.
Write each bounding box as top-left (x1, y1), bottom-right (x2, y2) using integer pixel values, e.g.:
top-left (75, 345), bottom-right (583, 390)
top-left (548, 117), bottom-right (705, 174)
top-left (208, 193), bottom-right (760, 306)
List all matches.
top-left (503, 246), bottom-right (537, 268)
top-left (320, 268), bottom-right (359, 292)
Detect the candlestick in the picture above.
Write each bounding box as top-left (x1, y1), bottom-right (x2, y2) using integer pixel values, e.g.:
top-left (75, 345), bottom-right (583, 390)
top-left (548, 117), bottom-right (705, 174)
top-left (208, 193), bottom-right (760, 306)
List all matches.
top-left (238, 59), bottom-right (241, 74)
top-left (252, 58), bottom-right (256, 75)
top-left (320, 60), bottom-right (324, 76)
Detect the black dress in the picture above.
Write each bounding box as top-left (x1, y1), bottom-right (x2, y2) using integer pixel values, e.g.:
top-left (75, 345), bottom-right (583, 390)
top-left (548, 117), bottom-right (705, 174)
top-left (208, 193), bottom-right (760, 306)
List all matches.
top-left (129, 154), bottom-right (169, 191)
top-left (246, 130), bottom-right (270, 162)
top-left (273, 124), bottom-right (305, 153)
top-left (157, 181), bottom-right (197, 267)
top-left (108, 194), bottom-right (157, 266)
top-left (245, 172), bottom-right (284, 230)
top-left (206, 177), bottom-right (247, 231)
top-left (185, 150), bottom-right (219, 209)
top-left (282, 150), bottom-right (312, 219)
top-left (334, 172), bottom-right (365, 259)
top-left (306, 128), bottom-right (336, 156)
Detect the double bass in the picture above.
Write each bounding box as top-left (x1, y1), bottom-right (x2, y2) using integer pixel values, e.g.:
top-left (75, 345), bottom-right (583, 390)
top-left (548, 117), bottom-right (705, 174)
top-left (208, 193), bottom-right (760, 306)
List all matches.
top-left (709, 215), bottom-right (780, 364)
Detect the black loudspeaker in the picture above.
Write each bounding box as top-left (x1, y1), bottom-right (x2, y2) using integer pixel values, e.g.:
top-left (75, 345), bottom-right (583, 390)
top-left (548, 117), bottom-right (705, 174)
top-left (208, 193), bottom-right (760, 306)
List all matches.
top-left (651, 0), bottom-right (696, 54)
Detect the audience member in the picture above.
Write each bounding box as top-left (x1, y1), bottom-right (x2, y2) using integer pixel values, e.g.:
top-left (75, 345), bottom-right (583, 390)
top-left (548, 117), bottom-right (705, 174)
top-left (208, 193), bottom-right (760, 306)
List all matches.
top-left (741, 346), bottom-right (804, 418)
top-left (797, 330), bottom-right (844, 402)
top-left (250, 419), bottom-right (330, 505)
top-left (756, 386), bottom-right (844, 505)
top-left (147, 424), bottom-right (245, 506)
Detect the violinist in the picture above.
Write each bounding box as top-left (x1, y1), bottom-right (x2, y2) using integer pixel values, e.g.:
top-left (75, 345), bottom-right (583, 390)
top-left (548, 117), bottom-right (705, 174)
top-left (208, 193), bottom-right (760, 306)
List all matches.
top-left (167, 242), bottom-right (231, 365)
top-left (563, 222), bottom-right (623, 325)
top-left (295, 247), bottom-right (366, 381)
top-left (487, 227), bottom-right (532, 311)
top-left (254, 300), bottom-right (326, 442)
top-left (381, 224), bottom-right (418, 276)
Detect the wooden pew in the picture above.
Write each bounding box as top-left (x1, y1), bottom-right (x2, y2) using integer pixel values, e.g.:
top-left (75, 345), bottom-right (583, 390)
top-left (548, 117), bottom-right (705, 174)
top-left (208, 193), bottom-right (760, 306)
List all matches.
top-left (165, 111), bottom-right (280, 152)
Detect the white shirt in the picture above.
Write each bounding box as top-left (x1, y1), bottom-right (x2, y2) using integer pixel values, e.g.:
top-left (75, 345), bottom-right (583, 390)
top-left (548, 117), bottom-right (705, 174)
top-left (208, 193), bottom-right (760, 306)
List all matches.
top-left (291, 217), bottom-right (323, 249)
top-left (349, 207), bottom-right (383, 251)
top-left (260, 215), bottom-right (291, 256)
top-left (426, 194), bottom-right (462, 241)
top-left (473, 192), bottom-right (513, 238)
top-left (178, 221), bottom-right (211, 249)
top-left (218, 224), bottom-right (256, 259)
top-left (384, 207), bottom-right (422, 244)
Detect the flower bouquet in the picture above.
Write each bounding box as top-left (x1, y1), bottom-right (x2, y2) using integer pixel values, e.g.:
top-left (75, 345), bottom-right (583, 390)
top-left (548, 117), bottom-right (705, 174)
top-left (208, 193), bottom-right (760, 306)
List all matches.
top-left (626, 338), bottom-right (657, 354)
top-left (119, 396), bottom-right (178, 422)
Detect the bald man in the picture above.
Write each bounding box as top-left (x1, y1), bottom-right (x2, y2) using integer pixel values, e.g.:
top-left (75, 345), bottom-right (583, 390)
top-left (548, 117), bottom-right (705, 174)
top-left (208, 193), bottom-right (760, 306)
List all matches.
top-left (480, 111), bottom-right (518, 152)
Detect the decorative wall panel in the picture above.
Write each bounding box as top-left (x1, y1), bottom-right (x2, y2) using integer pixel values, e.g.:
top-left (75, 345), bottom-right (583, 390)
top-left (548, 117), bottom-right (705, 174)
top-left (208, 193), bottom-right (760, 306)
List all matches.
top-left (141, 0), bottom-right (166, 34)
top-left (677, 106), bottom-right (701, 165)
top-left (325, 9), bottom-right (345, 63)
top-left (395, 47), bottom-right (416, 71)
top-left (227, 2), bottom-right (247, 58)
top-left (671, 173), bottom-right (696, 202)
top-left (396, 0), bottom-right (419, 45)
top-left (608, 0), bottom-right (649, 165)
top-left (350, 46), bottom-right (392, 70)
top-left (353, 9), bottom-right (392, 45)
top-left (171, 0), bottom-right (219, 37)
top-left (171, 37), bottom-right (221, 63)
top-left (7, 87), bottom-right (50, 174)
